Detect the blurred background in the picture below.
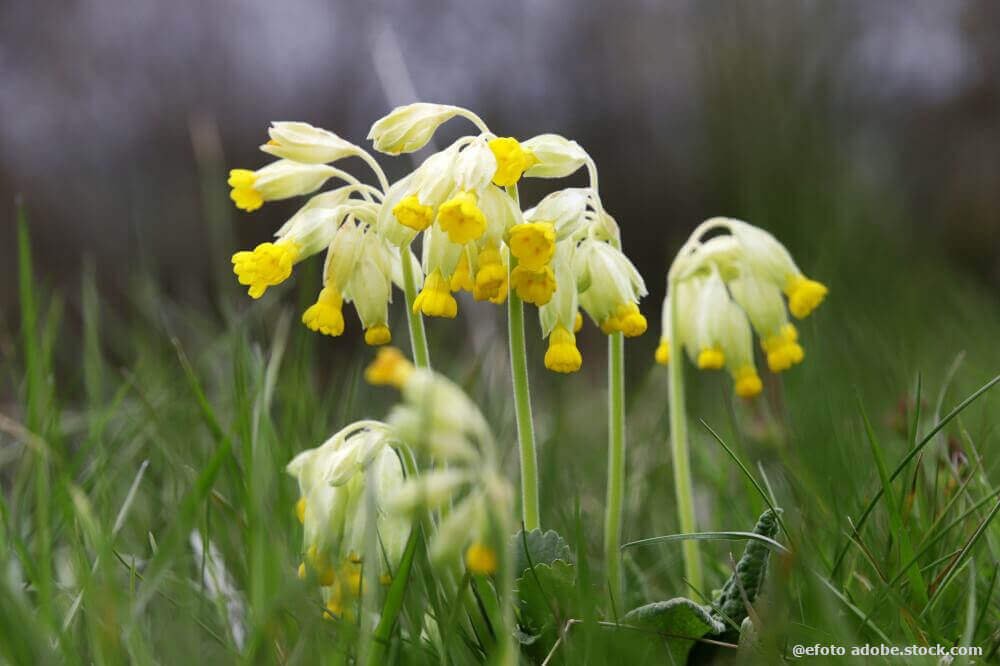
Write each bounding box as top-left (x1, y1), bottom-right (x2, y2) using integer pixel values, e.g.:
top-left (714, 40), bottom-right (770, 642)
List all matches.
top-left (2, 0), bottom-right (998, 316)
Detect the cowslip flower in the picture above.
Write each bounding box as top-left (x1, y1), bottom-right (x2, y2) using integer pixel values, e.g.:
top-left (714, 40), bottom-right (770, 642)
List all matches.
top-left (228, 159), bottom-right (339, 212)
top-left (228, 122), bottom-right (426, 344)
top-left (260, 121), bottom-right (360, 164)
top-left (365, 347), bottom-right (512, 576)
top-left (369, 103), bottom-right (612, 327)
top-left (657, 217), bottom-right (828, 398)
top-left (286, 421), bottom-right (409, 618)
top-left (573, 238), bottom-right (648, 337)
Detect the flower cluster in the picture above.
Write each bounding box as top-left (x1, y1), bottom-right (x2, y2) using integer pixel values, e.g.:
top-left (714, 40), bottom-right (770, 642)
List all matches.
top-left (228, 122), bottom-right (421, 346)
top-left (656, 217), bottom-right (828, 397)
top-left (369, 104), bottom-right (648, 373)
top-left (286, 421), bottom-right (410, 619)
top-left (226, 105), bottom-right (649, 372)
top-left (365, 347), bottom-right (512, 575)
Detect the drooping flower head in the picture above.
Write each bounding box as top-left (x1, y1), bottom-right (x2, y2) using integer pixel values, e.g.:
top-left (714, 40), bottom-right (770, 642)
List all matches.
top-left (286, 421), bottom-right (409, 619)
top-left (227, 122), bottom-right (420, 345)
top-left (657, 217), bottom-right (828, 397)
top-left (368, 103), bottom-right (648, 372)
top-left (228, 106), bottom-right (649, 371)
top-left (365, 348), bottom-right (513, 578)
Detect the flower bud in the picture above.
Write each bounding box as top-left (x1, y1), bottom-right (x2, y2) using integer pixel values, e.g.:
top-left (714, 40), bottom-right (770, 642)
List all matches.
top-left (368, 103), bottom-right (463, 154)
top-left (521, 134), bottom-right (588, 179)
top-left (260, 121), bottom-right (359, 164)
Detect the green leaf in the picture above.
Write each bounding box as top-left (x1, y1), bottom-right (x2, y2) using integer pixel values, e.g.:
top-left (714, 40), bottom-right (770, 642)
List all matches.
top-left (510, 528), bottom-right (574, 578)
top-left (714, 509), bottom-right (781, 628)
top-left (515, 560), bottom-right (577, 635)
top-left (623, 598), bottom-right (725, 664)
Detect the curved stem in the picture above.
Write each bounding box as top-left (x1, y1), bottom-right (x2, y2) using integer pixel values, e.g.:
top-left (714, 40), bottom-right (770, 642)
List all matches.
top-left (667, 279), bottom-right (703, 591)
top-left (456, 108), bottom-right (491, 135)
top-left (604, 332), bottom-right (626, 613)
top-left (400, 247), bottom-right (430, 369)
top-left (355, 149), bottom-right (390, 193)
top-left (504, 183), bottom-right (540, 531)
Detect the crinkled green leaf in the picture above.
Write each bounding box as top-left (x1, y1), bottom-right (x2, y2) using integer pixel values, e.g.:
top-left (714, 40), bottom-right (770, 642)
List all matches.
top-left (713, 509), bottom-right (781, 628)
top-left (510, 528), bottom-right (574, 578)
top-left (514, 560), bottom-right (577, 635)
top-left (623, 598), bottom-right (726, 664)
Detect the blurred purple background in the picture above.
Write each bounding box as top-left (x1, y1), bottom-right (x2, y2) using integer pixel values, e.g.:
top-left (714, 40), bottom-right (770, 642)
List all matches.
top-left (2, 0), bottom-right (998, 318)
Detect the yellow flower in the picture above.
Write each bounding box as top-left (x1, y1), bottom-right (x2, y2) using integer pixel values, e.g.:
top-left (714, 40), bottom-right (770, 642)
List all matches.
top-left (508, 222), bottom-right (556, 270)
top-left (544, 325), bottom-right (582, 373)
top-left (488, 137), bottom-right (537, 186)
top-left (295, 497), bottom-right (307, 524)
top-left (228, 161), bottom-right (336, 212)
top-left (437, 192), bottom-right (486, 245)
top-left (473, 243), bottom-right (507, 301)
top-left (364, 347), bottom-right (415, 388)
top-left (393, 195), bottom-right (435, 231)
top-left (573, 311), bottom-right (583, 333)
top-left (510, 264), bottom-right (556, 306)
top-left (465, 543), bottom-right (497, 575)
top-left (364, 323), bottom-right (392, 346)
top-left (733, 365), bottom-right (763, 398)
top-left (488, 276), bottom-right (509, 305)
top-left (413, 269), bottom-right (458, 318)
top-left (228, 169), bottom-right (263, 211)
top-left (696, 346), bottom-right (725, 370)
top-left (302, 286), bottom-right (345, 336)
top-left (600, 303), bottom-right (647, 337)
top-left (655, 338), bottom-right (670, 365)
top-left (450, 253), bottom-right (474, 292)
top-left (784, 275), bottom-right (828, 319)
top-left (305, 545), bottom-right (337, 587)
top-left (231, 240), bottom-right (300, 299)
top-left (761, 323), bottom-right (804, 372)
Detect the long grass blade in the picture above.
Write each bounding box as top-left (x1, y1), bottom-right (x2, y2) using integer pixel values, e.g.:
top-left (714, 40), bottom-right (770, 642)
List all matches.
top-left (622, 531), bottom-right (789, 555)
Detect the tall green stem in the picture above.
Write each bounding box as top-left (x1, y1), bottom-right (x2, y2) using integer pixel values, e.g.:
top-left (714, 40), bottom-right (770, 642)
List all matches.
top-left (508, 290), bottom-right (540, 531)
top-left (401, 247), bottom-right (430, 369)
top-left (604, 332), bottom-right (626, 612)
top-left (667, 280), bottom-right (703, 591)
top-left (505, 183), bottom-right (540, 531)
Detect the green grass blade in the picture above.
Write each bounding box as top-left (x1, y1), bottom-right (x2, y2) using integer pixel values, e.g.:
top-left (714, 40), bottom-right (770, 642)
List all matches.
top-left (621, 531), bottom-right (789, 555)
top-left (859, 401), bottom-right (928, 606)
top-left (700, 420), bottom-right (794, 550)
top-left (922, 497), bottom-right (1000, 615)
top-left (832, 373), bottom-right (1000, 576)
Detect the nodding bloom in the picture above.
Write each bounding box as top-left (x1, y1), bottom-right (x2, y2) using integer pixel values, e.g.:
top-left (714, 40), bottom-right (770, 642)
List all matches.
top-left (366, 348), bottom-right (513, 577)
top-left (228, 159), bottom-right (339, 212)
top-left (260, 121), bottom-right (359, 164)
top-left (488, 137), bottom-right (538, 186)
top-left (286, 421), bottom-right (409, 619)
top-left (573, 238), bottom-right (649, 337)
top-left (657, 217), bottom-right (828, 398)
top-left (539, 245), bottom-right (582, 372)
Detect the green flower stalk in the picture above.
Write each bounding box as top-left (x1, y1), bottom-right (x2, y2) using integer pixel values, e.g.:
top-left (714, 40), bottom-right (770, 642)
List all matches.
top-left (656, 217), bottom-right (828, 591)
